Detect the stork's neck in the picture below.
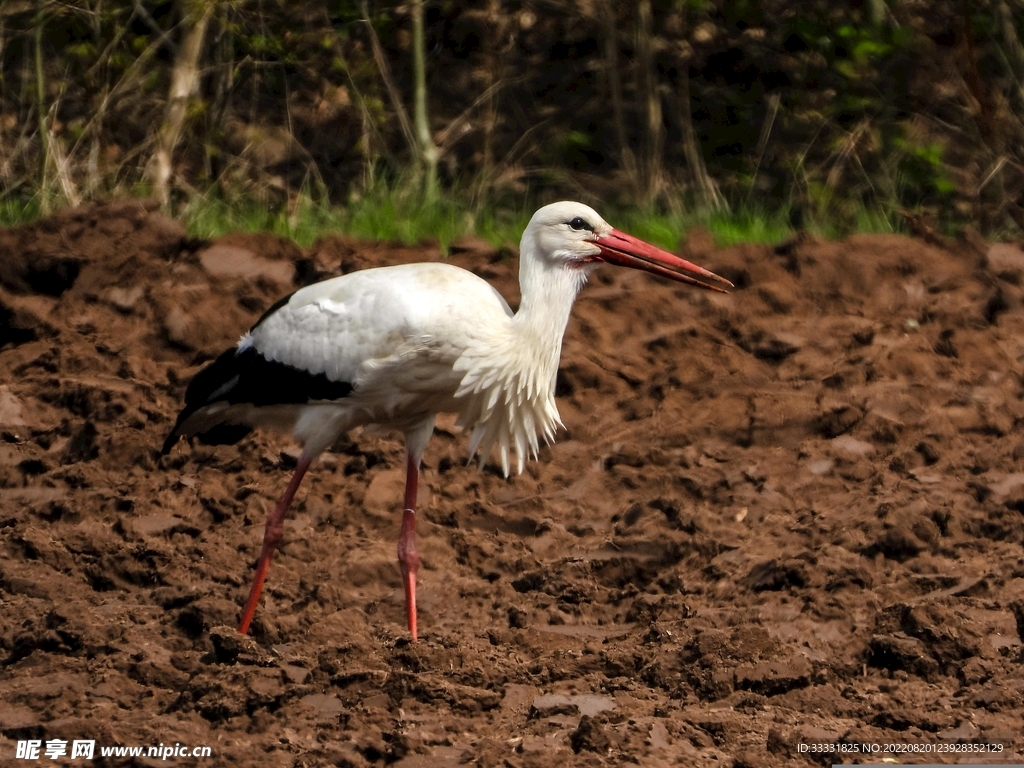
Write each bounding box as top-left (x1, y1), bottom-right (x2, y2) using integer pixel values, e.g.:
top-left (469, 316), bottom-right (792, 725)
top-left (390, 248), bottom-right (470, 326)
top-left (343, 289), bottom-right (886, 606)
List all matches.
top-left (513, 253), bottom-right (589, 362)
top-left (455, 246), bottom-right (593, 477)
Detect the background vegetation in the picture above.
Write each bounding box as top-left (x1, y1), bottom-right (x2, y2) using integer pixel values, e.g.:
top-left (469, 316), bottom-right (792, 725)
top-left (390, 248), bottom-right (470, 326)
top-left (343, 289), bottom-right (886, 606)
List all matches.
top-left (2, 0), bottom-right (1024, 244)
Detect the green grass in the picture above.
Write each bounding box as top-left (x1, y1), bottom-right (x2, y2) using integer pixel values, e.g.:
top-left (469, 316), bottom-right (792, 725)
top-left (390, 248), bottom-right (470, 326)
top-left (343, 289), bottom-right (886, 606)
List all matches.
top-left (178, 189), bottom-right (534, 252)
top-left (1, 186), bottom-right (903, 253)
top-left (0, 197), bottom-right (41, 228)
top-left (182, 194), bottom-right (348, 248)
top-left (617, 204), bottom-right (901, 251)
top-left (615, 207), bottom-right (796, 251)
top-left (335, 193), bottom-right (531, 251)
top-left (178, 190), bottom-right (808, 254)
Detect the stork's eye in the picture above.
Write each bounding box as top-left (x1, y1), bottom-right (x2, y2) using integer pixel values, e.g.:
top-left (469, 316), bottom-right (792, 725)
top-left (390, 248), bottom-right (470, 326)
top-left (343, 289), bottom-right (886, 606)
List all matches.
top-left (567, 216), bottom-right (594, 232)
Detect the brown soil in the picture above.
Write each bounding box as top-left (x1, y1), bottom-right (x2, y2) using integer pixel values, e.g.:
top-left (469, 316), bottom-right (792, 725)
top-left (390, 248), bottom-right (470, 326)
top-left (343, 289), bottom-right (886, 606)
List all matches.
top-left (1, 200), bottom-right (1023, 767)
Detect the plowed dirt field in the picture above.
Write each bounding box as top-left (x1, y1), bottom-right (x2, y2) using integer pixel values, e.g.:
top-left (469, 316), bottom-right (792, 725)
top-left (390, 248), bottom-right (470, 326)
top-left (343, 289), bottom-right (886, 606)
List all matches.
top-left (1, 200), bottom-right (1023, 766)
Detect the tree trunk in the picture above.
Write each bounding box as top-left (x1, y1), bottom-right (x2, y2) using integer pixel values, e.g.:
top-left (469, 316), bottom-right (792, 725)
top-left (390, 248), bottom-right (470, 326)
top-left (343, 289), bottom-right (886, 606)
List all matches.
top-left (360, 1), bottom-right (417, 178)
top-left (677, 65), bottom-right (725, 211)
top-left (411, 0), bottom-right (438, 201)
top-left (868, 0), bottom-right (886, 26)
top-left (151, 0), bottom-right (212, 208)
top-left (601, 0), bottom-right (637, 191)
top-left (471, 1), bottom-right (500, 205)
top-left (996, 0), bottom-right (1024, 106)
top-left (636, 0), bottom-right (663, 205)
top-left (748, 92), bottom-right (780, 203)
top-left (207, 4), bottom-right (234, 184)
top-left (34, 0), bottom-right (51, 214)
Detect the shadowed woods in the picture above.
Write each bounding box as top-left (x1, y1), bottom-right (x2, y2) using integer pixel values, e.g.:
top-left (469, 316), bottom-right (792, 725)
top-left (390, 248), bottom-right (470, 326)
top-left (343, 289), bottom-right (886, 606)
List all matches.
top-left (4, 1), bottom-right (1024, 237)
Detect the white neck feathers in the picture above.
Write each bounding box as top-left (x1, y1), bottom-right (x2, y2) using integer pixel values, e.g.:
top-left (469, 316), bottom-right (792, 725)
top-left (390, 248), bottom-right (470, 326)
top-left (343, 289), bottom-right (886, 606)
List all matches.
top-left (454, 235), bottom-right (595, 476)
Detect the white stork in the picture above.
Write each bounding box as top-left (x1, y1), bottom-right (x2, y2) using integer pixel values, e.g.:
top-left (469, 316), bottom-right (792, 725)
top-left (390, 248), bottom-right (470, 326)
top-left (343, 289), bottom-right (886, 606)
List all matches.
top-left (162, 201), bottom-right (731, 640)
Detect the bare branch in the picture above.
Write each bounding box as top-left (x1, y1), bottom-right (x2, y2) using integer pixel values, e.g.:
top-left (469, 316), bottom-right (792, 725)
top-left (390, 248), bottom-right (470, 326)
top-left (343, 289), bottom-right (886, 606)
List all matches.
top-left (132, 0), bottom-right (179, 56)
top-left (360, 1), bottom-right (416, 158)
top-left (150, 0), bottom-right (212, 207)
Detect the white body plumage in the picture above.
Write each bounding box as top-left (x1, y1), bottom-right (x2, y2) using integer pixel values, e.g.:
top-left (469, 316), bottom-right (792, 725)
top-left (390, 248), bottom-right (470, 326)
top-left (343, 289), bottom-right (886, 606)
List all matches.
top-left (170, 202), bottom-right (618, 475)
top-left (238, 256), bottom-right (583, 474)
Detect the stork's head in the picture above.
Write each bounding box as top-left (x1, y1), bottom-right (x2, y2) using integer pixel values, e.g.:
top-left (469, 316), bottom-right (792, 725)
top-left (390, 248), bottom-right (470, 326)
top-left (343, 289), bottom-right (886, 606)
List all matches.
top-left (522, 201), bottom-right (732, 292)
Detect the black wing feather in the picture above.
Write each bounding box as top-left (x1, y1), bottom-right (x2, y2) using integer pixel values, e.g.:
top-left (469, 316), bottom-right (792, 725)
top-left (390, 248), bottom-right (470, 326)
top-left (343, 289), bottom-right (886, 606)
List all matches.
top-left (161, 339), bottom-right (354, 454)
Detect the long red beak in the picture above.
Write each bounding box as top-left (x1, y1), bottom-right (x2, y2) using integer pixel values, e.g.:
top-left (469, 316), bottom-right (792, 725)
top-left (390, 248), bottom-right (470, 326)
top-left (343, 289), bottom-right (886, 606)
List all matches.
top-left (596, 229), bottom-right (733, 292)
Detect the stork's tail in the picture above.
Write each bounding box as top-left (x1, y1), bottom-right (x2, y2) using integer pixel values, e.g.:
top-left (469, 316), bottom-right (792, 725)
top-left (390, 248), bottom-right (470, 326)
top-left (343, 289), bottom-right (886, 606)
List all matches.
top-left (161, 346), bottom-right (256, 454)
top-left (161, 338), bottom-right (355, 454)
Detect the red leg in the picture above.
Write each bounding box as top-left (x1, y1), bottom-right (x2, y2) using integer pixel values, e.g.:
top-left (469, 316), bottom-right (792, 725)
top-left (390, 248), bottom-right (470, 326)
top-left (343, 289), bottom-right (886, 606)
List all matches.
top-left (397, 452), bottom-right (420, 641)
top-left (238, 456), bottom-right (312, 635)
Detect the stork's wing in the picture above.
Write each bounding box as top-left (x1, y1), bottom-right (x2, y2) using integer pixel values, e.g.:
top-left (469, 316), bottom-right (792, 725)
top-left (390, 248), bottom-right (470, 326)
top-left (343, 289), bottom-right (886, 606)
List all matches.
top-left (162, 262), bottom-right (512, 452)
top-left (248, 262), bottom-right (513, 391)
